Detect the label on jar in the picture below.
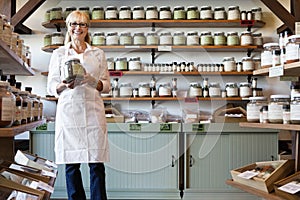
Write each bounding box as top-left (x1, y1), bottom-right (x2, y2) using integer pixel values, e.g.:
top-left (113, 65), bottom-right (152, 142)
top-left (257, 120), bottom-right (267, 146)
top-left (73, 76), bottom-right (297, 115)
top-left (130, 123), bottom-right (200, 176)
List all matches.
top-left (240, 35), bottom-right (253, 46)
top-left (209, 87), bottom-right (221, 97)
top-left (52, 35), bottom-right (64, 45)
top-left (1, 97), bottom-right (13, 121)
top-left (268, 104), bottom-right (283, 122)
top-left (105, 10), bottom-right (117, 19)
top-left (240, 86), bottom-right (252, 97)
top-left (129, 61), bottom-right (141, 70)
top-left (226, 87), bottom-right (238, 97)
top-left (119, 10), bottom-right (131, 19)
top-left (200, 10), bottom-right (212, 19)
top-left (146, 10), bottom-right (158, 19)
top-left (159, 11), bottom-right (171, 19)
top-left (291, 104), bottom-right (300, 120)
top-left (189, 87), bottom-right (202, 97)
top-left (139, 87), bottom-right (150, 97)
top-left (247, 105), bottom-right (260, 121)
top-left (261, 51), bottom-right (273, 67)
top-left (133, 10), bottom-right (145, 19)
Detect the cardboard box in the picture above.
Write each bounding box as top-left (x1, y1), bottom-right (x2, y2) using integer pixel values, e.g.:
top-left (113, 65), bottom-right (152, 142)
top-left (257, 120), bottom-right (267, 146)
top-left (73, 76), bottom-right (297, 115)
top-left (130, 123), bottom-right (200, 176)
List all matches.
top-left (274, 171), bottom-right (300, 200)
top-left (230, 160), bottom-right (295, 193)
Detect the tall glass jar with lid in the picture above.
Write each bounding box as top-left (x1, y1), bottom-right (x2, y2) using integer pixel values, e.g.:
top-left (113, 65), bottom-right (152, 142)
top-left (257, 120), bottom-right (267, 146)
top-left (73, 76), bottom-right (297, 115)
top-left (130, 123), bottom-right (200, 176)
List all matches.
top-left (187, 31), bottom-right (199, 45)
top-left (173, 31), bottom-right (186, 45)
top-left (188, 83), bottom-right (202, 97)
top-left (105, 6), bottom-right (118, 19)
top-left (0, 81), bottom-right (15, 127)
top-left (225, 83), bottom-right (238, 97)
top-left (106, 32), bottom-right (119, 45)
top-left (223, 57), bottom-right (236, 71)
top-left (290, 94), bottom-right (300, 124)
top-left (227, 32), bottom-right (239, 46)
top-left (119, 32), bottom-right (132, 45)
top-left (214, 32), bottom-right (226, 46)
top-left (268, 94), bottom-right (290, 123)
top-left (247, 97), bottom-right (267, 122)
top-left (146, 32), bottom-right (159, 45)
top-left (214, 7), bottom-right (226, 20)
top-left (209, 83), bottom-right (221, 97)
top-left (200, 31), bottom-right (213, 45)
top-left (92, 32), bottom-right (105, 46)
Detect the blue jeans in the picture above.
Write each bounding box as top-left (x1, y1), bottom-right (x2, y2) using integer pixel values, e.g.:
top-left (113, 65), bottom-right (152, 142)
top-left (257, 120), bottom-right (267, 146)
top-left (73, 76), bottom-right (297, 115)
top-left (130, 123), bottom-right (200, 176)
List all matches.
top-left (65, 163), bottom-right (107, 200)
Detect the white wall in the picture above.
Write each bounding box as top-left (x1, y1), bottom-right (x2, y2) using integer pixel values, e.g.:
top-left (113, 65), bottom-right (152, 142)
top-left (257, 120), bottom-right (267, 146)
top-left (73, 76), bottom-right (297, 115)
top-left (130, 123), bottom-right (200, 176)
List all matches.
top-left (14, 0), bottom-right (291, 117)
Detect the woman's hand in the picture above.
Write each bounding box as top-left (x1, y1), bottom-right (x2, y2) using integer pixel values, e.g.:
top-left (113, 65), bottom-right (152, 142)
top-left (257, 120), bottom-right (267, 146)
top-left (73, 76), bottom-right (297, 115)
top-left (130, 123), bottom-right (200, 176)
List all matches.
top-left (81, 73), bottom-right (97, 88)
top-left (56, 82), bottom-right (68, 94)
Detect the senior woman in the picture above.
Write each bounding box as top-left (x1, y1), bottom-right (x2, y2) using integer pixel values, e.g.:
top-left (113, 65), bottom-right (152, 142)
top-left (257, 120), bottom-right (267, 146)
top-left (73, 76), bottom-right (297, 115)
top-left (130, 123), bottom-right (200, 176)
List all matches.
top-left (47, 10), bottom-right (110, 200)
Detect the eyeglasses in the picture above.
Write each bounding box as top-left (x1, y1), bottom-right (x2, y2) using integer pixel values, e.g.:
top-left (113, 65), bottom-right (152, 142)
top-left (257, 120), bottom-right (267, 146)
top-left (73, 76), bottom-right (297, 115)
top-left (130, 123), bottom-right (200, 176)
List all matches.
top-left (69, 22), bottom-right (88, 28)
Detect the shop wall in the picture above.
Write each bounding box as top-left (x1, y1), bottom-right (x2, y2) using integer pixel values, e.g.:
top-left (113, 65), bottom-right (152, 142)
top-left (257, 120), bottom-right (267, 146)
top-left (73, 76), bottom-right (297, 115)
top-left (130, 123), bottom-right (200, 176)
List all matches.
top-left (14, 0), bottom-right (291, 117)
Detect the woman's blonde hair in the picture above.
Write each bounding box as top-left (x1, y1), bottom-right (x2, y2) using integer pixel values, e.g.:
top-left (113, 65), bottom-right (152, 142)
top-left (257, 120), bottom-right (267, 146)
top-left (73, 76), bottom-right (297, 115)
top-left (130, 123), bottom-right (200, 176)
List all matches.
top-left (64, 10), bottom-right (91, 44)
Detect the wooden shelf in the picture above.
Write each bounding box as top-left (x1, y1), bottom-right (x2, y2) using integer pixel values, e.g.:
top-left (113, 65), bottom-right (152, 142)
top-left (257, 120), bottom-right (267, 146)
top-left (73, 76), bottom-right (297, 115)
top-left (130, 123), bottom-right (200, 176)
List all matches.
top-left (0, 39), bottom-right (35, 75)
top-left (42, 19), bottom-right (265, 29)
top-left (239, 122), bottom-right (300, 131)
top-left (226, 179), bottom-right (284, 200)
top-left (253, 62), bottom-right (300, 76)
top-left (42, 45), bottom-right (261, 53)
top-left (0, 120), bottom-right (45, 137)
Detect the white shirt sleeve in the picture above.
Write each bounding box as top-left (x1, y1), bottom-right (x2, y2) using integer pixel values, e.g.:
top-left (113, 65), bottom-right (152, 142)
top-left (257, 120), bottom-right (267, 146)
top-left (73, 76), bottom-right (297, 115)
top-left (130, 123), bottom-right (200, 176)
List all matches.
top-left (47, 49), bottom-right (63, 97)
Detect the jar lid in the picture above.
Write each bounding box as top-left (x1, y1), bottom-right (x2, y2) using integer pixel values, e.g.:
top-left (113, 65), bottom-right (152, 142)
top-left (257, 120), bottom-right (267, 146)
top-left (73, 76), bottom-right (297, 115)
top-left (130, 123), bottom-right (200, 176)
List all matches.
top-left (200, 31), bottom-right (212, 35)
top-left (249, 96), bottom-right (267, 101)
top-left (270, 94), bottom-right (290, 99)
top-left (214, 32), bottom-right (224, 35)
top-left (133, 6), bottom-right (144, 10)
top-left (120, 6), bottom-right (131, 10)
top-left (252, 33), bottom-right (262, 37)
top-left (241, 31), bottom-right (252, 35)
top-left (93, 32), bottom-right (105, 36)
top-left (251, 7), bottom-right (262, 11)
top-left (227, 31), bottom-right (238, 35)
top-left (226, 82), bottom-right (237, 85)
top-left (146, 6), bottom-right (157, 10)
top-left (120, 32), bottom-right (131, 36)
top-left (187, 31), bottom-right (198, 35)
top-left (223, 56), bottom-right (235, 60)
top-left (139, 82), bottom-right (150, 86)
top-left (160, 31), bottom-right (171, 36)
top-left (190, 82), bottom-right (201, 87)
top-left (66, 7), bottom-right (77, 11)
top-left (120, 83), bottom-right (132, 87)
top-left (242, 57), bottom-right (253, 60)
top-left (174, 31), bottom-right (185, 36)
top-left (93, 6), bottom-right (104, 10)
top-left (51, 7), bottom-right (63, 11)
top-left (187, 6), bottom-right (198, 10)
top-left (66, 58), bottom-right (80, 62)
top-left (228, 6), bottom-right (239, 10)
top-left (134, 32), bottom-right (145, 36)
top-left (240, 82), bottom-right (250, 86)
top-left (79, 7), bottom-right (90, 10)
top-left (129, 57), bottom-right (140, 61)
top-left (214, 7), bottom-right (225, 11)
top-left (116, 57), bottom-right (127, 61)
top-left (106, 6), bottom-right (117, 10)
top-left (160, 6), bottom-right (171, 10)
top-left (174, 6), bottom-right (185, 10)
top-left (293, 94), bottom-right (300, 99)
top-left (288, 35), bottom-right (300, 44)
top-left (200, 6), bottom-right (212, 10)
top-left (107, 32), bottom-right (118, 36)
top-left (209, 82), bottom-right (220, 87)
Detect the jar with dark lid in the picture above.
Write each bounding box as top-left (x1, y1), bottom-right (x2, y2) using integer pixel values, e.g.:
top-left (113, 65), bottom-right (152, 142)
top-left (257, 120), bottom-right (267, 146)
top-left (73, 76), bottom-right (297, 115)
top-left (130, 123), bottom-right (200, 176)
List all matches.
top-left (128, 57), bottom-right (141, 71)
top-left (10, 83), bottom-right (22, 126)
top-left (107, 57), bottom-right (115, 71)
top-left (146, 6), bottom-right (158, 19)
top-left (261, 43), bottom-right (280, 68)
top-left (119, 83), bottom-right (133, 97)
top-left (187, 31), bottom-right (199, 45)
top-left (44, 9), bottom-right (51, 22)
top-left (37, 96), bottom-right (43, 120)
top-left (251, 7), bottom-right (262, 21)
top-left (214, 7), bottom-right (226, 20)
top-left (79, 7), bottom-right (90, 18)
top-left (159, 6), bottom-right (172, 19)
top-left (105, 6), bottom-right (118, 19)
top-left (173, 31), bottom-right (186, 45)
top-left (187, 6), bottom-right (199, 20)
top-left (0, 81), bottom-right (15, 127)
top-left (173, 6), bottom-right (186, 20)
top-left (119, 6), bottom-right (132, 20)
top-left (290, 94), bottom-right (300, 124)
top-left (92, 32), bottom-right (105, 46)
top-left (225, 82), bottom-right (238, 97)
top-left (138, 83), bottom-right (150, 97)
top-left (44, 34), bottom-right (52, 47)
top-left (227, 6), bottom-right (240, 20)
top-left (50, 7), bottom-right (63, 20)
top-left (268, 94), bottom-right (290, 123)
top-left (188, 82), bottom-right (202, 97)
top-left (92, 6), bottom-right (104, 20)
top-left (119, 32), bottom-right (132, 45)
top-left (158, 83), bottom-right (172, 97)
top-left (214, 32), bottom-right (226, 46)
top-left (20, 91), bottom-right (33, 124)
top-left (106, 32), bottom-right (119, 45)
top-left (223, 57), bottom-right (236, 71)
top-left (252, 33), bottom-right (263, 46)
top-left (133, 32), bottom-right (146, 45)
top-left (242, 57), bottom-right (254, 71)
top-left (240, 10), bottom-right (247, 20)
top-left (64, 7), bottom-right (76, 20)
top-left (200, 6), bottom-right (212, 19)
top-left (240, 31), bottom-right (253, 46)
top-left (200, 31), bottom-right (213, 45)
top-left (146, 32), bottom-right (159, 45)
top-left (115, 57), bottom-right (128, 71)
top-left (30, 94), bottom-right (39, 121)
top-left (227, 32), bottom-right (239, 46)
top-left (51, 32), bottom-right (64, 46)
top-left (160, 32), bottom-right (173, 45)
top-left (132, 6), bottom-right (145, 19)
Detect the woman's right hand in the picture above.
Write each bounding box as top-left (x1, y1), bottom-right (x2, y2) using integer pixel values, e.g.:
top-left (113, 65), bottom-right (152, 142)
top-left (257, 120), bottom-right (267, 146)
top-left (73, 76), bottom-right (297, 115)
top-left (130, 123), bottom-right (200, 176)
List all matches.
top-left (56, 82), bottom-right (68, 94)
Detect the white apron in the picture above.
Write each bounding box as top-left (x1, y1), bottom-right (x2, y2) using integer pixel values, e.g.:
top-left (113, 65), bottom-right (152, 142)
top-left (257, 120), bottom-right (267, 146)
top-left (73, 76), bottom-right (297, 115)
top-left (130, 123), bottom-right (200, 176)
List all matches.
top-left (54, 47), bottom-right (109, 164)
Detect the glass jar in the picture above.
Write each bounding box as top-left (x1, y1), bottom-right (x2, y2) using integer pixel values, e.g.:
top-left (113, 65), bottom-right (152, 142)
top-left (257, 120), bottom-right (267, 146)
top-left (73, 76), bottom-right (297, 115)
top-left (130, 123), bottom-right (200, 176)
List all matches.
top-left (119, 6), bottom-right (132, 20)
top-left (158, 83), bottom-right (171, 97)
top-left (188, 82), bottom-right (202, 97)
top-left (261, 43), bottom-right (280, 68)
top-left (146, 6), bottom-right (158, 19)
top-left (0, 81), bottom-right (15, 128)
top-left (252, 7), bottom-right (262, 21)
top-left (51, 32), bottom-right (64, 46)
top-left (138, 83), bottom-right (150, 97)
top-left (253, 57), bottom-right (261, 70)
top-left (160, 32), bottom-right (172, 45)
top-left (286, 35), bottom-right (300, 64)
top-left (21, 91), bottom-right (33, 123)
top-left (105, 6), bottom-right (118, 19)
top-left (30, 94), bottom-right (39, 121)
top-left (240, 10), bottom-right (247, 20)
top-left (44, 9), bottom-right (51, 22)
top-left (64, 7), bottom-right (76, 20)
top-left (107, 57), bottom-right (115, 71)
top-left (200, 31), bottom-right (213, 45)
top-left (44, 34), bottom-right (52, 47)
top-left (115, 57), bottom-right (128, 71)
top-left (242, 57), bottom-right (254, 71)
top-left (214, 32), bottom-right (226, 46)
top-left (92, 6), bottom-right (104, 20)
top-left (50, 7), bottom-right (63, 20)
top-left (268, 95), bottom-right (290, 123)
top-left (200, 6), bottom-right (213, 19)
top-left (132, 6), bottom-right (145, 19)
top-left (252, 88), bottom-right (263, 97)
top-left (291, 84), bottom-right (300, 100)
top-left (133, 32), bottom-right (146, 45)
top-left (11, 85), bottom-right (22, 126)
top-left (173, 31), bottom-right (186, 45)
top-left (159, 6), bottom-right (171, 20)
top-left (187, 31), bottom-right (199, 45)
top-left (119, 83), bottom-right (133, 97)
top-left (146, 32), bottom-right (159, 45)
top-left (173, 6), bottom-right (186, 20)
top-left (240, 31), bottom-right (253, 46)
top-left (227, 6), bottom-right (240, 20)
top-left (247, 97), bottom-right (268, 122)
top-left (225, 82), bottom-right (238, 97)
top-left (128, 57), bottom-right (141, 71)
top-left (252, 33), bottom-right (263, 46)
top-left (223, 57), bottom-right (236, 71)
top-left (37, 96), bottom-right (43, 120)
top-left (106, 32), bottom-right (119, 45)
top-left (78, 7), bottom-right (90, 18)
top-left (227, 32), bottom-right (239, 46)
top-left (290, 94), bottom-right (300, 124)
top-left (18, 91), bottom-right (27, 124)
top-left (214, 7), bottom-right (226, 20)
top-left (187, 6), bottom-right (199, 20)
top-left (209, 82), bottom-right (221, 97)
top-left (92, 32), bottom-right (105, 46)
top-left (120, 32), bottom-right (132, 45)
top-left (239, 82), bottom-right (252, 97)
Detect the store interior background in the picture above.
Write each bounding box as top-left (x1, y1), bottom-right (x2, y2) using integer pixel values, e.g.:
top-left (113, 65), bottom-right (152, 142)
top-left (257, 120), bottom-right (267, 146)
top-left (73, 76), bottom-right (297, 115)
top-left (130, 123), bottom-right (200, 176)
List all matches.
top-left (14, 0), bottom-right (290, 122)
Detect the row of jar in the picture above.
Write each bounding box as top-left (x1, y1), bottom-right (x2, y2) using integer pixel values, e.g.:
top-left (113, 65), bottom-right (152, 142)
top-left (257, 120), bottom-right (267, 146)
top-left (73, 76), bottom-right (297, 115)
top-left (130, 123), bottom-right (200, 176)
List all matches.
top-left (106, 81), bottom-right (263, 98)
top-left (44, 31), bottom-right (263, 47)
top-left (106, 57), bottom-right (261, 72)
top-left (0, 79), bottom-right (43, 128)
top-left (246, 94), bottom-right (300, 124)
top-left (45, 5), bottom-right (262, 21)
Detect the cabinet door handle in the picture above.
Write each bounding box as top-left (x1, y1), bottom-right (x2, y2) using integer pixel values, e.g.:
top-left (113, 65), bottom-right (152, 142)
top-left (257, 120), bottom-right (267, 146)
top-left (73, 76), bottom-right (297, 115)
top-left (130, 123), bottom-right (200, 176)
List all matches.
top-left (171, 155), bottom-right (175, 167)
top-left (189, 155), bottom-right (194, 167)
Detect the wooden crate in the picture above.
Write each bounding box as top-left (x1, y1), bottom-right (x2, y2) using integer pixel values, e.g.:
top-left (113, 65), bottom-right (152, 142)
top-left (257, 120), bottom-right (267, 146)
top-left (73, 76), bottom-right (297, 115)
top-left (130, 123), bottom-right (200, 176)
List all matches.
top-left (274, 171), bottom-right (300, 200)
top-left (230, 160), bottom-right (295, 193)
top-left (105, 107), bottom-right (124, 123)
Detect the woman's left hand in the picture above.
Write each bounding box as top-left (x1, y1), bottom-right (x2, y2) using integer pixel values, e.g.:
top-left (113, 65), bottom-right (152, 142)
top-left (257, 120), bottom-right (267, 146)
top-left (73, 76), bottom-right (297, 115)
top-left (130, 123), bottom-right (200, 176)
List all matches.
top-left (81, 73), bottom-right (97, 88)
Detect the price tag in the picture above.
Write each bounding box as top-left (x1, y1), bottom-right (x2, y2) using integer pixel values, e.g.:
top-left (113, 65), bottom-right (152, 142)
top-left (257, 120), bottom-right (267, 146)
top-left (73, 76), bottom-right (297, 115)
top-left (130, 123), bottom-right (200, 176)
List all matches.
top-left (237, 170), bottom-right (259, 179)
top-left (158, 46), bottom-right (172, 51)
top-left (184, 97), bottom-right (198, 103)
top-left (109, 71), bottom-right (123, 77)
top-left (269, 65), bottom-right (284, 77)
top-left (160, 123), bottom-right (172, 132)
top-left (129, 123), bottom-right (141, 131)
top-left (192, 124), bottom-right (204, 132)
top-left (240, 20), bottom-right (255, 26)
top-left (278, 182), bottom-right (300, 194)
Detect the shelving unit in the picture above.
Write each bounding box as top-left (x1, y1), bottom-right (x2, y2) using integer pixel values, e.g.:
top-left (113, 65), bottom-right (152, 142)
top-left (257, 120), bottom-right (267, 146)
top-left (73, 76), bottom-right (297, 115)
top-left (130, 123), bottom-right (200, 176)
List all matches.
top-left (253, 61), bottom-right (300, 76)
